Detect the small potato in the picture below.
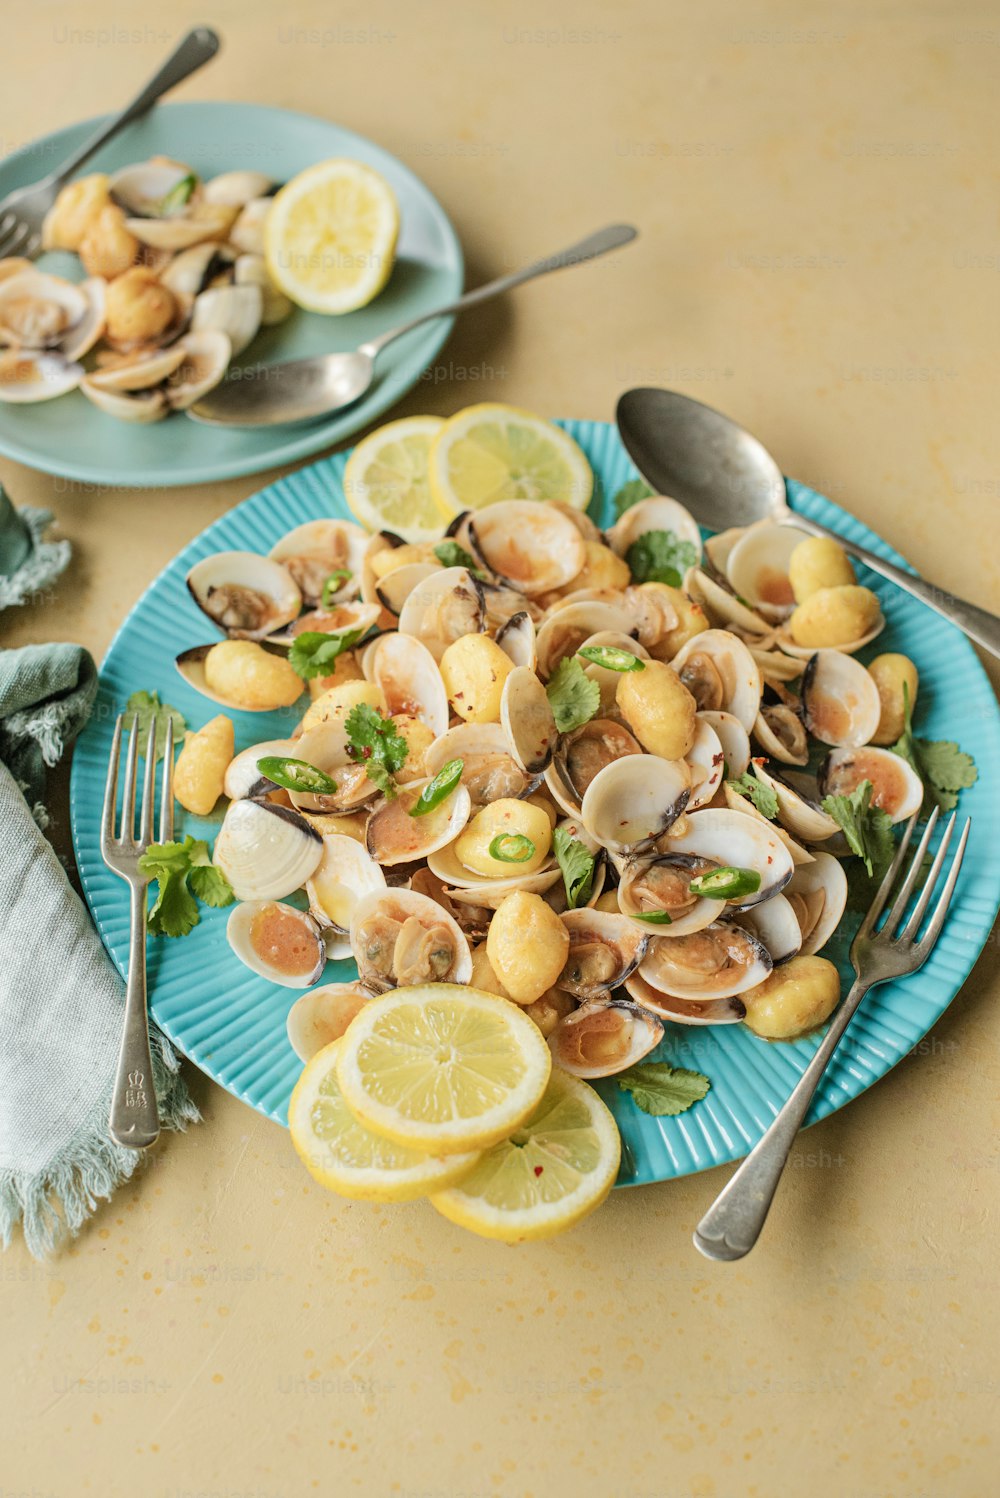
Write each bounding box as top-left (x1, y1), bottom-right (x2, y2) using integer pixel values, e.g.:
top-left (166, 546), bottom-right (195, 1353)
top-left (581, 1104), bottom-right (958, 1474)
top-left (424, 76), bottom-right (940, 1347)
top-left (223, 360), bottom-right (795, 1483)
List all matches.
top-left (571, 540), bottom-right (631, 594)
top-left (203, 641), bottom-right (303, 712)
top-left (616, 659), bottom-right (697, 759)
top-left (487, 891), bottom-right (570, 1004)
top-left (78, 203), bottom-right (139, 279)
top-left (788, 536), bottom-right (856, 603)
top-left (868, 653), bottom-right (919, 745)
top-left (391, 713), bottom-right (436, 782)
top-left (301, 679), bottom-right (386, 732)
top-left (522, 988), bottom-right (576, 1038)
top-left (646, 585), bottom-right (710, 661)
top-left (788, 585), bottom-right (881, 649)
top-left (308, 648), bottom-right (365, 699)
top-left (42, 173), bottom-right (111, 252)
top-left (454, 798), bottom-right (552, 877)
top-left (173, 714), bottom-right (234, 816)
top-left (104, 266), bottom-right (177, 344)
top-left (440, 634), bottom-right (515, 724)
top-left (742, 955), bottom-right (841, 1039)
top-left (470, 942), bottom-right (514, 1000)
top-left (368, 542), bottom-right (438, 581)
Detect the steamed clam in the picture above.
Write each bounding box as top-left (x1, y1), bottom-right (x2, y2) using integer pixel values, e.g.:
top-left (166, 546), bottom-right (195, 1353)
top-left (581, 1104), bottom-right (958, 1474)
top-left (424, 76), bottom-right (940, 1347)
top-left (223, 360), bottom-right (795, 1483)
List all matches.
top-left (214, 799), bottom-right (323, 901)
top-left (638, 920), bottom-right (773, 1001)
top-left (349, 888), bottom-right (473, 989)
top-left (227, 899), bottom-right (326, 988)
top-left (548, 998), bottom-right (663, 1078)
top-left (187, 551), bottom-right (301, 640)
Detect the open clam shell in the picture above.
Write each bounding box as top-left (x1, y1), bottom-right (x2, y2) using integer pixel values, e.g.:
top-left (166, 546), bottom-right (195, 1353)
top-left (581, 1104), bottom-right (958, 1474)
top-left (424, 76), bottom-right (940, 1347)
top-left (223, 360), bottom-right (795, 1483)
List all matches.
top-left (534, 600), bottom-right (637, 678)
top-left (683, 566), bottom-right (772, 637)
top-left (222, 737), bottom-right (298, 800)
top-left (306, 832), bottom-right (387, 932)
top-left (698, 709), bottom-right (751, 781)
top-left (749, 760), bottom-right (840, 842)
top-left (671, 629), bottom-right (763, 731)
top-left (801, 649), bottom-right (882, 747)
top-left (754, 699), bottom-right (809, 765)
top-left (424, 722), bottom-right (537, 806)
top-left (0, 350), bottom-right (83, 403)
top-left (187, 550), bottom-right (301, 640)
top-left (366, 779), bottom-right (472, 867)
top-left (375, 562), bottom-right (440, 618)
top-left (617, 851), bottom-right (723, 938)
top-left (557, 909), bottom-right (648, 999)
top-left (724, 521), bottom-right (807, 623)
top-left (191, 283), bottom-right (262, 357)
top-left (468, 500), bottom-right (586, 596)
top-left (548, 997), bottom-right (664, 1078)
top-left (606, 495), bottom-right (703, 565)
top-left (269, 518), bottom-right (368, 606)
top-left (580, 754), bottom-right (690, 853)
top-left (227, 899), bottom-right (326, 988)
top-left (638, 920), bottom-right (773, 1001)
top-left (685, 716), bottom-right (726, 811)
top-left (623, 971), bottom-right (747, 1026)
top-left (661, 805), bottom-right (794, 909)
top-left (547, 718), bottom-right (643, 818)
top-left (734, 891), bottom-right (802, 965)
top-left (366, 631), bottom-right (449, 735)
top-left (426, 838), bottom-right (560, 897)
top-left (494, 610), bottom-right (537, 670)
top-left (785, 852), bottom-right (849, 955)
top-left (290, 723), bottom-right (380, 814)
top-left (349, 887), bottom-right (472, 990)
top-left (397, 566), bottom-right (485, 661)
top-left (500, 665), bottom-right (558, 776)
top-left (286, 982), bottom-right (377, 1062)
top-left (214, 798), bottom-right (323, 902)
top-left (817, 745), bottom-right (923, 824)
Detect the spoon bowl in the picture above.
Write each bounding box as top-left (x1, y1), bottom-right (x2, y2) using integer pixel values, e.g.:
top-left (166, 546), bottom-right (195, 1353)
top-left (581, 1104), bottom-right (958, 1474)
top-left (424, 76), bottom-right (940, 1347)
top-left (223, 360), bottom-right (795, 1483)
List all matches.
top-left (193, 351), bottom-right (374, 427)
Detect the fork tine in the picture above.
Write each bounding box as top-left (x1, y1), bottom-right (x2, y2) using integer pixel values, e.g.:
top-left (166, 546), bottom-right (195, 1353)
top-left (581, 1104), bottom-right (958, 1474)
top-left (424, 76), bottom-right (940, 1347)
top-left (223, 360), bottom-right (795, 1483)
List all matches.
top-left (139, 717), bottom-right (158, 844)
top-left (915, 817), bottom-right (970, 954)
top-left (159, 716), bottom-right (175, 841)
top-left (0, 211), bottom-right (14, 237)
top-left (877, 806), bottom-right (940, 939)
top-left (119, 714), bottom-right (141, 843)
top-left (898, 812), bottom-right (957, 943)
top-left (101, 715), bottom-right (124, 848)
top-left (0, 220), bottom-right (30, 259)
top-left (858, 808), bottom-right (921, 937)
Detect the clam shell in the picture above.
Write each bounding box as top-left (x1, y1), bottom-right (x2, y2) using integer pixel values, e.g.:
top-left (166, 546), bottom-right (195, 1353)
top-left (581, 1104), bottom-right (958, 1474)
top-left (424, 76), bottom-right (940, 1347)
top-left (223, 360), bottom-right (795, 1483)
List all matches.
top-left (397, 566), bottom-right (485, 662)
top-left (817, 745), bottom-right (923, 824)
top-left (213, 799), bottom-right (323, 902)
top-left (366, 779), bottom-right (471, 866)
top-left (580, 754), bottom-right (690, 853)
top-left (785, 852), bottom-right (849, 955)
top-left (638, 920), bottom-right (773, 1001)
top-left (186, 550), bottom-right (301, 641)
top-left (349, 887), bottom-right (472, 989)
top-left (0, 350), bottom-right (82, 403)
top-left (671, 629), bottom-right (763, 731)
top-left (286, 982), bottom-right (376, 1062)
top-left (268, 519), bottom-right (368, 606)
top-left (500, 665), bottom-right (558, 776)
top-left (548, 998), bottom-right (663, 1078)
top-left (227, 899), bottom-right (326, 988)
top-left (306, 832), bottom-right (386, 931)
top-left (801, 649), bottom-right (882, 747)
top-left (606, 496), bottom-right (703, 564)
top-left (623, 971), bottom-right (747, 1026)
top-left (468, 501), bottom-right (586, 597)
top-left (661, 805), bottom-right (794, 909)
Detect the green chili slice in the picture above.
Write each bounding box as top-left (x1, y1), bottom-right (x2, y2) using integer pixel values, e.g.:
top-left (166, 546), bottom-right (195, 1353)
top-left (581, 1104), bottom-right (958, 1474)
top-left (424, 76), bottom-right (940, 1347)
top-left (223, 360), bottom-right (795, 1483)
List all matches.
top-left (321, 569), bottom-right (353, 607)
top-left (488, 833), bottom-right (536, 864)
top-left (688, 866), bottom-right (762, 900)
top-left (409, 759), bottom-right (464, 817)
top-left (256, 755), bottom-right (337, 795)
top-left (576, 645), bottom-right (646, 672)
top-left (631, 910), bottom-right (673, 925)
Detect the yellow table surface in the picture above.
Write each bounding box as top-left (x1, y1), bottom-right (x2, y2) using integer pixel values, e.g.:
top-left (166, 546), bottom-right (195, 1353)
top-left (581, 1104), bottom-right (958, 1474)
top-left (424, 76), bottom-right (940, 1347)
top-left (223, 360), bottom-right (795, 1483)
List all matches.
top-left (2, 3), bottom-right (998, 1495)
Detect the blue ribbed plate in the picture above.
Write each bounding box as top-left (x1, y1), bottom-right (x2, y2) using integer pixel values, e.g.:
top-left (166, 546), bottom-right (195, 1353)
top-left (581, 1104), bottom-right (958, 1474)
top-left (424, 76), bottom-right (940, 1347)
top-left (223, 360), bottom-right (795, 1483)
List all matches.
top-left (70, 420), bottom-right (1000, 1184)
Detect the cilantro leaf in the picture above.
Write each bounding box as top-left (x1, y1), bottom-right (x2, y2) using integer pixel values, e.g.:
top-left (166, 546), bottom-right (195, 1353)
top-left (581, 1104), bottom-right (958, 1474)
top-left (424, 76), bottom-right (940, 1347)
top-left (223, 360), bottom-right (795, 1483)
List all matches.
top-left (344, 703), bottom-right (409, 799)
top-left (611, 477), bottom-right (654, 519)
top-left (726, 770), bottom-right (779, 820)
top-left (889, 684), bottom-right (978, 815)
top-left (288, 628), bottom-right (364, 681)
top-left (625, 529), bottom-right (699, 589)
top-left (821, 779), bottom-right (896, 882)
top-left (433, 540), bottom-right (483, 576)
top-left (127, 690), bottom-right (186, 762)
top-left (546, 657), bottom-right (600, 734)
top-left (551, 826), bottom-right (597, 910)
top-left (139, 835), bottom-right (233, 937)
top-left (617, 1062), bottom-right (711, 1117)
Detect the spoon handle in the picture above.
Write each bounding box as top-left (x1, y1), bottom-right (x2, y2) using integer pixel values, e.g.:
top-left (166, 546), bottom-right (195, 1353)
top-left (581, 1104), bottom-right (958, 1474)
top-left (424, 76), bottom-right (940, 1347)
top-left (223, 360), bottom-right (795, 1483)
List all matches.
top-left (359, 223), bottom-right (638, 360)
top-left (782, 513), bottom-right (1000, 661)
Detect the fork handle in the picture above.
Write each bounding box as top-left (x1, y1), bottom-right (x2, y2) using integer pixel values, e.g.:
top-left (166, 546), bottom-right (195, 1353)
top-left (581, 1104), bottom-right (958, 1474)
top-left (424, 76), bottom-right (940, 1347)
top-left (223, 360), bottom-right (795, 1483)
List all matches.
top-left (108, 883), bottom-right (160, 1150)
top-left (41, 27), bottom-right (221, 190)
top-left (693, 976), bottom-right (873, 1261)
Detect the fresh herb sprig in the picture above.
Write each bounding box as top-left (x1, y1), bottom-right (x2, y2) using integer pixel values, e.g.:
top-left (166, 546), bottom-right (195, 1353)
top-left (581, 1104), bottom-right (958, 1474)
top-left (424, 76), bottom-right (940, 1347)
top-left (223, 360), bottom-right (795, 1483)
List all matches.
top-left (344, 703), bottom-right (409, 799)
top-left (138, 836), bottom-right (234, 939)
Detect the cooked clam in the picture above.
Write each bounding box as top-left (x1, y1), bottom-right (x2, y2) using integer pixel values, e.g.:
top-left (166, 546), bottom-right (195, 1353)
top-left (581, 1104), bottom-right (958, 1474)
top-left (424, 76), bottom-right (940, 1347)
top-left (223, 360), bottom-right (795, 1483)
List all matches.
top-left (306, 832), bottom-right (387, 931)
top-left (734, 892), bottom-right (803, 965)
top-left (754, 697), bottom-right (809, 766)
top-left (222, 737), bottom-right (298, 800)
top-left (500, 665), bottom-right (558, 776)
top-left (662, 806), bottom-right (794, 908)
top-left (213, 798), bottom-right (323, 901)
top-left (580, 754), bottom-right (690, 852)
top-left (423, 721), bottom-right (534, 805)
top-left (724, 521), bottom-right (807, 622)
top-left (801, 649), bottom-right (882, 747)
top-left (606, 495), bottom-right (703, 566)
top-left (623, 971), bottom-right (747, 1026)
top-left (366, 632), bottom-right (449, 736)
top-left (548, 998), bottom-right (663, 1078)
top-left (187, 550), bottom-right (301, 640)
top-left (227, 899), bottom-right (326, 988)
top-left (366, 778), bottom-right (471, 866)
top-left (748, 760), bottom-right (840, 842)
top-left (558, 909), bottom-right (648, 998)
top-left (534, 600), bottom-right (637, 678)
top-left (468, 500), bottom-right (586, 596)
top-left (548, 718), bottom-right (642, 815)
top-left (289, 723), bottom-right (380, 814)
top-left (699, 710), bottom-right (751, 780)
top-left (685, 716), bottom-right (725, 811)
top-left (617, 851), bottom-right (722, 937)
top-left (0, 350), bottom-right (83, 403)
top-left (785, 852), bottom-right (849, 955)
top-left (191, 283), bottom-right (262, 357)
top-left (671, 629), bottom-right (763, 731)
top-left (683, 566), bottom-right (772, 637)
top-left (286, 982), bottom-right (376, 1062)
top-left (397, 566), bottom-right (485, 661)
top-left (494, 610), bottom-right (537, 669)
top-left (269, 519), bottom-right (369, 606)
top-left (638, 920), bottom-right (773, 1001)
top-left (349, 888), bottom-right (473, 989)
top-left (817, 745), bottom-right (923, 824)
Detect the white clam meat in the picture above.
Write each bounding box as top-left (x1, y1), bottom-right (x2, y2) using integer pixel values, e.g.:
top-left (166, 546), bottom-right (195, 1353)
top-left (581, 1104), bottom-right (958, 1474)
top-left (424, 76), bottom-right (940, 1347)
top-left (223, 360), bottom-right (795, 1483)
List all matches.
top-left (349, 887), bottom-right (472, 989)
top-left (187, 550), bottom-right (301, 640)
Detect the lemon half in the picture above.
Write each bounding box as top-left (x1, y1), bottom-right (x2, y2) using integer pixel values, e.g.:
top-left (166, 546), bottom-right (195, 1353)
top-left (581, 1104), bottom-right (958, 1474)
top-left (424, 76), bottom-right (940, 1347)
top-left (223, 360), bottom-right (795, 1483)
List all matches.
top-left (431, 1069), bottom-right (621, 1242)
top-left (428, 403), bottom-right (593, 516)
top-left (265, 158), bottom-right (399, 314)
top-left (335, 984), bottom-right (552, 1155)
top-left (289, 1039), bottom-right (480, 1202)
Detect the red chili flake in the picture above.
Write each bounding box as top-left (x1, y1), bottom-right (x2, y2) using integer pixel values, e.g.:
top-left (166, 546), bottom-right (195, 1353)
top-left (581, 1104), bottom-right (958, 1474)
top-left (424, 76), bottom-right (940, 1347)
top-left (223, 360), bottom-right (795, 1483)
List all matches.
top-left (533, 1165), bottom-right (544, 1177)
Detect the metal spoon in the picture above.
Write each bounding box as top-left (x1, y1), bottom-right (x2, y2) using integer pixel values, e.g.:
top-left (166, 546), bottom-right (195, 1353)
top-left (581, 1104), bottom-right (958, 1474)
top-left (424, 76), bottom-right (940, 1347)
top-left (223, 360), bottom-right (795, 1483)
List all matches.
top-left (616, 386), bottom-right (1000, 660)
top-left (190, 223), bottom-right (637, 427)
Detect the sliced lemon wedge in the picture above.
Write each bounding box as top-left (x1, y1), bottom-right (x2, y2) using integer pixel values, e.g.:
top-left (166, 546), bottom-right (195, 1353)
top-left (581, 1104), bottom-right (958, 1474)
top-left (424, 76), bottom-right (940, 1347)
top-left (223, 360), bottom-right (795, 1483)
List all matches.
top-left (335, 984), bottom-right (552, 1155)
top-left (428, 403), bottom-right (593, 516)
top-left (289, 1038), bottom-right (480, 1202)
top-left (342, 415), bottom-right (447, 541)
top-left (430, 1069), bottom-right (621, 1242)
top-left (265, 158), bottom-right (399, 314)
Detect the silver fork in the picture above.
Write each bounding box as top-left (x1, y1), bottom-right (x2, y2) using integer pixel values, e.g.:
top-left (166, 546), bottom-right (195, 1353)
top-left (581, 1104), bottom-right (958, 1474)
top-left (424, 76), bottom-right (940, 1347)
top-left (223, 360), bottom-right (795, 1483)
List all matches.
top-left (694, 806), bottom-right (971, 1261)
top-left (0, 27), bottom-right (219, 261)
top-left (101, 712), bottom-right (175, 1149)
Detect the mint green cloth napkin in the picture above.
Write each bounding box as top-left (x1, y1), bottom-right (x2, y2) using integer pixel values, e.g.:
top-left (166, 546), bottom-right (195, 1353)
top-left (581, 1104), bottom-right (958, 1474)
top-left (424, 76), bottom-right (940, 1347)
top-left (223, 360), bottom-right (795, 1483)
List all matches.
top-left (0, 643), bottom-right (199, 1258)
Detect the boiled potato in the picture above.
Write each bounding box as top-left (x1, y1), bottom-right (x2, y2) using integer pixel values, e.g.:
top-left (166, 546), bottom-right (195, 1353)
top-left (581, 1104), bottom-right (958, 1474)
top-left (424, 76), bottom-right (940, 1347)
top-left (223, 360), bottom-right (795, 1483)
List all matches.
top-left (788, 585), bottom-right (881, 648)
top-left (439, 634), bottom-right (515, 724)
top-left (301, 679), bottom-right (385, 732)
top-left (788, 536), bottom-right (856, 603)
top-left (78, 203), bottom-right (139, 279)
top-left (454, 798), bottom-right (552, 877)
top-left (42, 173), bottom-right (110, 251)
top-left (391, 714), bottom-right (436, 782)
top-left (173, 714), bottom-right (234, 817)
top-left (521, 988), bottom-right (576, 1038)
top-left (616, 659), bottom-right (697, 759)
top-left (742, 955), bottom-right (841, 1039)
top-left (368, 542), bottom-right (438, 581)
top-left (868, 653), bottom-right (919, 745)
top-left (647, 585), bottom-right (710, 661)
top-left (470, 942), bottom-right (514, 1000)
top-left (487, 891), bottom-right (569, 1004)
top-left (571, 540), bottom-right (631, 593)
top-left (203, 641), bottom-right (303, 712)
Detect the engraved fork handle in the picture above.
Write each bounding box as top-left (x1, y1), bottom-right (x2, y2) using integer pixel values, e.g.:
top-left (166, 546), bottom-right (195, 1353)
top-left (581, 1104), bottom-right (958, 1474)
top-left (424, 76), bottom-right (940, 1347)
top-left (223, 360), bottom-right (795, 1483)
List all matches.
top-left (108, 881), bottom-right (160, 1149)
top-left (40, 27), bottom-right (221, 191)
top-left (693, 976), bottom-right (873, 1261)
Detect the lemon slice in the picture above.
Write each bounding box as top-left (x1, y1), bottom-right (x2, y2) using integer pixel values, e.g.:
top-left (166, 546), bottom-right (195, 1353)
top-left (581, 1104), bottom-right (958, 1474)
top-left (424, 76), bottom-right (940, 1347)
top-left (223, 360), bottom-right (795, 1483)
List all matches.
top-left (428, 403), bottom-right (593, 516)
top-left (342, 415), bottom-right (447, 542)
top-left (289, 1039), bottom-right (480, 1202)
top-left (430, 1069), bottom-right (620, 1242)
top-left (265, 158), bottom-right (399, 314)
top-left (335, 984), bottom-right (552, 1155)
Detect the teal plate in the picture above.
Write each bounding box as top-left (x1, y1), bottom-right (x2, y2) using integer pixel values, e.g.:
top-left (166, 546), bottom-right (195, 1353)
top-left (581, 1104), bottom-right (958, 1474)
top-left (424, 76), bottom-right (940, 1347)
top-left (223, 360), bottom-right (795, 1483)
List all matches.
top-left (70, 420), bottom-right (1000, 1185)
top-left (0, 102), bottom-right (463, 487)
